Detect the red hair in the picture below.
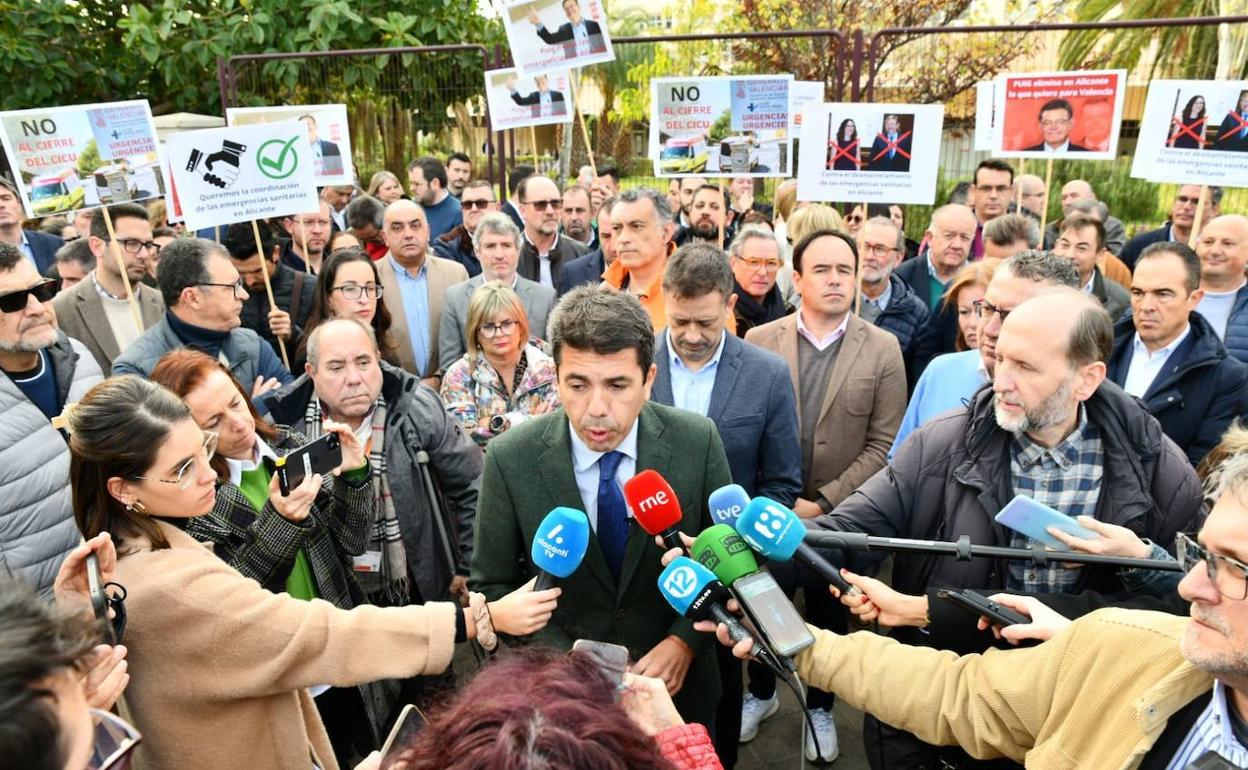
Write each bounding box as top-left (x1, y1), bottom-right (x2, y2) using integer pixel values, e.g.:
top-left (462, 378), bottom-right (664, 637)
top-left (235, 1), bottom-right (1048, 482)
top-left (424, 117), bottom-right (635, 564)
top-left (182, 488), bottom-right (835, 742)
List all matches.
top-left (150, 349), bottom-right (279, 478)
top-left (390, 647), bottom-right (677, 770)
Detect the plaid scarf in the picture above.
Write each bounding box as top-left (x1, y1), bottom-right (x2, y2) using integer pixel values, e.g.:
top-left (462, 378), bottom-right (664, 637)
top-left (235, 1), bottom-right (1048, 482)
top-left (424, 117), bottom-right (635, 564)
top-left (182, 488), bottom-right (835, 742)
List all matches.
top-left (303, 396), bottom-right (412, 605)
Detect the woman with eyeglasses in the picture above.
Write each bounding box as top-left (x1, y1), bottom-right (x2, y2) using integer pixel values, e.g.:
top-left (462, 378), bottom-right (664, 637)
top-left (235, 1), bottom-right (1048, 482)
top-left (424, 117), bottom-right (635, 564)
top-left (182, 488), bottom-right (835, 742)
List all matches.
top-left (439, 283), bottom-right (558, 447)
top-left (68, 375), bottom-right (562, 770)
top-left (366, 170), bottom-right (405, 205)
top-left (299, 247), bottom-right (399, 367)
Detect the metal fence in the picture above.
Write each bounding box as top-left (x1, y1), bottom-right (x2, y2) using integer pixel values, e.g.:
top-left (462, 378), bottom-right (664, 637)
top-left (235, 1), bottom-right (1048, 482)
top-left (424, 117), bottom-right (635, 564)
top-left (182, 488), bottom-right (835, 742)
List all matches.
top-left (216, 16), bottom-right (1245, 227)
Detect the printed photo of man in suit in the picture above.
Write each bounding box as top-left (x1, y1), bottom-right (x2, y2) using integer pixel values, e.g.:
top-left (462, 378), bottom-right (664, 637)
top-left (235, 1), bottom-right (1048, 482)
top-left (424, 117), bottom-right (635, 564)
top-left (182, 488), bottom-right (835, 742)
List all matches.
top-left (868, 113), bottom-right (912, 172)
top-left (299, 114), bottom-right (344, 177)
top-left (470, 285), bottom-right (731, 734)
top-left (1213, 89), bottom-right (1248, 153)
top-left (1024, 98), bottom-right (1090, 153)
top-left (527, 0), bottom-right (606, 61)
top-left (507, 75), bottom-right (568, 119)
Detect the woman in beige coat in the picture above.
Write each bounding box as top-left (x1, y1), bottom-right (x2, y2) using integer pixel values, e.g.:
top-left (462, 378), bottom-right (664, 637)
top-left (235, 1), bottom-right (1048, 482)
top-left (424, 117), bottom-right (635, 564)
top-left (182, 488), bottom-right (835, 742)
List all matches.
top-left (67, 375), bottom-right (561, 770)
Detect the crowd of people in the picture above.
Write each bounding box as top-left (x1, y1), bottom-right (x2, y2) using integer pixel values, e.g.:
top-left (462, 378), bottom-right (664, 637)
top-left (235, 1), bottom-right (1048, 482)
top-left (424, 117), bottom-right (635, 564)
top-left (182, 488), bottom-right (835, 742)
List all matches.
top-left (2, 146), bottom-right (1248, 770)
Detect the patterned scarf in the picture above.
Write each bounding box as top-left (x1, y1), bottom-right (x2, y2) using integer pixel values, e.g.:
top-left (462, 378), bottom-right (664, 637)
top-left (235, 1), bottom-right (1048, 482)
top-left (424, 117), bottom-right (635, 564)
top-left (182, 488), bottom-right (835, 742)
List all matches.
top-left (303, 395), bottom-right (411, 605)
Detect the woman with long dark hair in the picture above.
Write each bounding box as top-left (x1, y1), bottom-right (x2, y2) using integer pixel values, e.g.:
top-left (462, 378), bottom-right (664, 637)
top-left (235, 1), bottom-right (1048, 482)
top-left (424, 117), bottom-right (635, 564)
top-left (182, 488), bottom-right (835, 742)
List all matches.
top-left (828, 118), bottom-right (861, 171)
top-left (300, 247), bottom-right (399, 366)
top-left (1168, 94), bottom-right (1207, 149)
top-left (67, 375), bottom-right (561, 770)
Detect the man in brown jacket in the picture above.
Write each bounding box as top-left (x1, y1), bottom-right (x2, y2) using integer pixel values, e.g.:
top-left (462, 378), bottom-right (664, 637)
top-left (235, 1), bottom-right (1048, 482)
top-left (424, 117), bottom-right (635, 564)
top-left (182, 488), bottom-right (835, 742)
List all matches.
top-left (744, 228), bottom-right (907, 762)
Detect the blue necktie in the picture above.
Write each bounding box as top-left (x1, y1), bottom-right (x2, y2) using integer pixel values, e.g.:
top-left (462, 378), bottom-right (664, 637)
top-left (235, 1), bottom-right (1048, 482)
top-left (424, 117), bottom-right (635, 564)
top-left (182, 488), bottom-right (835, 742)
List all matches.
top-left (596, 451), bottom-right (629, 582)
top-left (1241, 113), bottom-right (1247, 140)
top-left (888, 132), bottom-right (897, 160)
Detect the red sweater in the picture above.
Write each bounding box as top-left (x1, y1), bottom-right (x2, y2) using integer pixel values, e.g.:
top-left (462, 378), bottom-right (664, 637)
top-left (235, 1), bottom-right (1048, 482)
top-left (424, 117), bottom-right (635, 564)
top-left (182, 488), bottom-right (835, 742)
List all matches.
top-left (655, 723), bottom-right (723, 770)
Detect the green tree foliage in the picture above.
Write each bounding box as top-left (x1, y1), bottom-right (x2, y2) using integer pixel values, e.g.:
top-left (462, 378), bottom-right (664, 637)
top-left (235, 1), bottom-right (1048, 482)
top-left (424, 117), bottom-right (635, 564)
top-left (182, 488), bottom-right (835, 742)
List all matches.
top-left (1059, 0), bottom-right (1237, 80)
top-left (75, 139), bottom-right (101, 178)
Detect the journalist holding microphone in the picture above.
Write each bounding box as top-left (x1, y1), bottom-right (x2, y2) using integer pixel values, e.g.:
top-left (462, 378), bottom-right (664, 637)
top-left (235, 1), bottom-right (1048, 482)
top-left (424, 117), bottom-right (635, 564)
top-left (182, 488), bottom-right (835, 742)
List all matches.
top-left (67, 375), bottom-right (561, 770)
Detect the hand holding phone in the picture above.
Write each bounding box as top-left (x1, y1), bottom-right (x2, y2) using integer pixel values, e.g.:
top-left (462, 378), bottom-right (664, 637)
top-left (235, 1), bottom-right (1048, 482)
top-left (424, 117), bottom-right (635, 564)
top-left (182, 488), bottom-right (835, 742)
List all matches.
top-left (994, 495), bottom-right (1099, 551)
top-left (380, 703), bottom-right (428, 762)
top-left (275, 432), bottom-right (342, 496)
top-left (938, 588), bottom-right (1030, 628)
top-left (572, 639), bottom-right (629, 690)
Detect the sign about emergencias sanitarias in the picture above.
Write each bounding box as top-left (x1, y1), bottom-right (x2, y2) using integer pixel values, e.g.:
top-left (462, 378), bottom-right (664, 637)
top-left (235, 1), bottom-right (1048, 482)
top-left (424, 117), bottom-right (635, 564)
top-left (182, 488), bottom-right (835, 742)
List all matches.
top-left (164, 121), bottom-right (320, 232)
top-left (649, 75), bottom-right (794, 178)
top-left (0, 99), bottom-right (165, 218)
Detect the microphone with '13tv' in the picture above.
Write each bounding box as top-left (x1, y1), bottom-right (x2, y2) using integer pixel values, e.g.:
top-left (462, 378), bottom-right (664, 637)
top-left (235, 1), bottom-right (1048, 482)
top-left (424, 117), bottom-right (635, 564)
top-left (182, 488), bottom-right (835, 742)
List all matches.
top-left (624, 469), bottom-right (687, 551)
top-left (708, 484), bottom-right (750, 527)
top-left (736, 497), bottom-right (859, 597)
top-left (692, 525), bottom-right (814, 659)
top-left (531, 507), bottom-right (591, 591)
top-left (657, 556), bottom-right (786, 674)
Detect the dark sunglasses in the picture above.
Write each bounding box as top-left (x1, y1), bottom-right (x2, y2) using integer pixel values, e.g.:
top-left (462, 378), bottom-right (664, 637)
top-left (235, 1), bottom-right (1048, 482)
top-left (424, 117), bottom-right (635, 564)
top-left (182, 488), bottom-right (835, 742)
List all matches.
top-left (524, 198), bottom-right (562, 211)
top-left (462, 199), bottom-right (492, 210)
top-left (0, 278), bottom-right (56, 313)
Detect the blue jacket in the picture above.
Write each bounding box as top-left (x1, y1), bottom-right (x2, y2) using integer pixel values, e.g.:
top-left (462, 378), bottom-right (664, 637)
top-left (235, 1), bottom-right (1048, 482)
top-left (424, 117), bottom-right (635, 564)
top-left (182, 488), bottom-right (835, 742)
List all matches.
top-left (871, 273), bottom-right (931, 388)
top-left (1119, 224), bottom-right (1172, 270)
top-left (560, 249), bottom-right (605, 292)
top-left (1108, 311), bottom-right (1248, 466)
top-left (890, 349), bottom-right (987, 458)
top-left (431, 225), bottom-right (482, 278)
top-left (1216, 283), bottom-right (1248, 366)
top-left (651, 332), bottom-right (802, 505)
top-left (112, 313), bottom-right (293, 414)
top-left (26, 229), bottom-right (63, 275)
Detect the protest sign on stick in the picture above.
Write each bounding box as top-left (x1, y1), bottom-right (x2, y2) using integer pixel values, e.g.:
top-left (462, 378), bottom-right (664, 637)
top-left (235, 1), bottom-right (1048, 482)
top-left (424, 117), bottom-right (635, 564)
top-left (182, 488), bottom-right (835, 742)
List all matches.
top-left (974, 81), bottom-right (1000, 152)
top-left (796, 102), bottom-right (943, 205)
top-left (0, 100), bottom-right (165, 218)
top-left (1039, 158), bottom-right (1055, 234)
top-left (1131, 79), bottom-right (1248, 189)
top-left (226, 104), bottom-right (353, 186)
top-left (993, 70), bottom-right (1126, 160)
top-left (650, 75), bottom-right (794, 178)
top-left (502, 0), bottom-right (614, 77)
top-left (485, 68), bottom-right (574, 131)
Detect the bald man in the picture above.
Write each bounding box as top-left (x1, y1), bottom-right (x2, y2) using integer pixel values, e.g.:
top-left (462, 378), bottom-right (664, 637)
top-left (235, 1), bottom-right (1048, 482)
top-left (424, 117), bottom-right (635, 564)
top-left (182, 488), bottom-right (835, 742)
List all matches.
top-left (1194, 214), bottom-right (1248, 363)
top-left (375, 200), bottom-right (469, 384)
top-left (1041, 180), bottom-right (1127, 255)
top-left (1017, 173), bottom-right (1046, 218)
top-left (813, 285), bottom-right (1203, 766)
top-left (896, 204), bottom-right (977, 377)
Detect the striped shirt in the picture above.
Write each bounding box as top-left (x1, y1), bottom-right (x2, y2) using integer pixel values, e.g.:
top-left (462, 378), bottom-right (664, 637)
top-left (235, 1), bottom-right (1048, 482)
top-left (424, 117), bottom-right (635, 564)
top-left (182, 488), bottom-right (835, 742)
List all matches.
top-left (1165, 681), bottom-right (1248, 769)
top-left (1007, 407), bottom-right (1103, 593)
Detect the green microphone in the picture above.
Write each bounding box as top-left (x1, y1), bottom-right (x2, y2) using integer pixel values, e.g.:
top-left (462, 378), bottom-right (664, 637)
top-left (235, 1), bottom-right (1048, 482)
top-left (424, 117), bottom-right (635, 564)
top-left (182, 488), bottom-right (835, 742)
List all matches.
top-left (692, 524), bottom-right (760, 588)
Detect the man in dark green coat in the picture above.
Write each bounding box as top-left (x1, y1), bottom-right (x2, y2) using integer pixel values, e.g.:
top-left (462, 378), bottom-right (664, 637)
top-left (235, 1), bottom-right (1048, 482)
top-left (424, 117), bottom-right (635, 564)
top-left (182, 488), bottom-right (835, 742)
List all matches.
top-left (470, 285), bottom-right (732, 732)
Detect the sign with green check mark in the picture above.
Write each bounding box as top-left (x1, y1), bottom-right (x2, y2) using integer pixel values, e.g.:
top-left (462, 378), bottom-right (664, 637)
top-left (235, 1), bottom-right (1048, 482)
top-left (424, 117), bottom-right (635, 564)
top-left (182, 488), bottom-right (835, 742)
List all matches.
top-left (256, 135), bottom-right (301, 179)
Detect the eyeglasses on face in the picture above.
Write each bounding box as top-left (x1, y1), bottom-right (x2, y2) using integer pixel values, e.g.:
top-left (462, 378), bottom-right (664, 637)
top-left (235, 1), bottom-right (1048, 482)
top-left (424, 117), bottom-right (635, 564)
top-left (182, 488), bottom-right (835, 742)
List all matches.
top-left (106, 238), bottom-right (159, 255)
top-left (523, 198), bottom-right (562, 212)
top-left (1177, 532), bottom-right (1248, 601)
top-left (737, 256), bottom-right (782, 272)
top-left (972, 299), bottom-right (1011, 322)
top-left (0, 278), bottom-right (56, 313)
top-left (479, 319), bottom-right (519, 338)
top-left (132, 432), bottom-right (218, 491)
top-left (332, 282), bottom-right (383, 300)
top-left (198, 279), bottom-right (247, 299)
top-left (861, 242), bottom-right (899, 258)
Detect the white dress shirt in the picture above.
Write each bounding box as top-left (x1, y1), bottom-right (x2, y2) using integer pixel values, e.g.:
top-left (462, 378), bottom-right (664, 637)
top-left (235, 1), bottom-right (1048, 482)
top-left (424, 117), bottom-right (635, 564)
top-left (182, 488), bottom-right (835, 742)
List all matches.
top-left (568, 418), bottom-right (639, 531)
top-left (796, 309), bottom-right (849, 351)
top-left (1122, 324), bottom-right (1190, 398)
top-left (224, 435), bottom-right (279, 486)
top-left (667, 330), bottom-right (726, 416)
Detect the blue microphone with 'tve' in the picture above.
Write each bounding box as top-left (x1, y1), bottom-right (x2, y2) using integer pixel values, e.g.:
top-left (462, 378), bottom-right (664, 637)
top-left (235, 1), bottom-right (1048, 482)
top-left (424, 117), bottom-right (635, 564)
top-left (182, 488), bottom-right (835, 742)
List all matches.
top-left (531, 507), bottom-right (590, 591)
top-left (708, 484), bottom-right (750, 527)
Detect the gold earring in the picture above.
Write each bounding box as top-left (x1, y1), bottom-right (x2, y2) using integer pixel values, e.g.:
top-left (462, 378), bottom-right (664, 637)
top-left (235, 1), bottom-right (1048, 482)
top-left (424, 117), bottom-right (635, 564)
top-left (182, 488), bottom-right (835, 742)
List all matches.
top-left (127, 500), bottom-right (147, 514)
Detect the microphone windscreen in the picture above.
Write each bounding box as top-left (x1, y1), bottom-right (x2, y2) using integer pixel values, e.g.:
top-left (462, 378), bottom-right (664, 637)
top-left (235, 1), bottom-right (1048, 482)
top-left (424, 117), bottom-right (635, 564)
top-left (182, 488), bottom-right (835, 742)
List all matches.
top-left (531, 507), bottom-right (591, 578)
top-left (708, 484), bottom-right (750, 527)
top-left (657, 556), bottom-right (730, 621)
top-left (735, 497), bottom-right (804, 562)
top-left (692, 523), bottom-right (759, 587)
top-left (624, 469), bottom-right (682, 535)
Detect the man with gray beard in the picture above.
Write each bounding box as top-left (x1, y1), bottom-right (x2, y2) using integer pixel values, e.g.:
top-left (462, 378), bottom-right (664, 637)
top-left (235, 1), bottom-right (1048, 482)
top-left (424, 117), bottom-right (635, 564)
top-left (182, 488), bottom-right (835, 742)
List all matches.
top-left (810, 287), bottom-right (1203, 768)
top-left (0, 242), bottom-right (104, 594)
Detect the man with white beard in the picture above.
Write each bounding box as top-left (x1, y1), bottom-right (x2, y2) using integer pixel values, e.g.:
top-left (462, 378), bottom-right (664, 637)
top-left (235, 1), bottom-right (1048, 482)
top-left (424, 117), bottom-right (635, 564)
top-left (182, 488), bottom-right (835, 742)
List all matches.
top-left (809, 287), bottom-right (1203, 767)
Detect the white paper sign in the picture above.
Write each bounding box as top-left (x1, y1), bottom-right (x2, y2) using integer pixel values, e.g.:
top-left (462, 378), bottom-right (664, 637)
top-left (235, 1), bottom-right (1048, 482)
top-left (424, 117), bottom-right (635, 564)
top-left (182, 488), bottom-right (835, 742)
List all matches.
top-left (226, 104), bottom-right (354, 186)
top-left (502, 0), bottom-right (614, 77)
top-left (164, 121), bottom-right (320, 232)
top-left (0, 99), bottom-right (165, 218)
top-left (1131, 79), bottom-right (1248, 188)
top-left (790, 81), bottom-right (825, 133)
top-left (796, 102), bottom-right (944, 205)
top-left (485, 67), bottom-right (574, 131)
top-left (974, 81), bottom-right (1000, 152)
top-left (649, 75), bottom-right (794, 178)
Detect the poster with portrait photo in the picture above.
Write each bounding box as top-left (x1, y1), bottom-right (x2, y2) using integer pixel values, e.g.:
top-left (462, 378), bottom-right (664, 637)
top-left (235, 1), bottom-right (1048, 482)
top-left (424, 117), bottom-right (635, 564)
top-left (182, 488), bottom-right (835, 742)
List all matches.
top-left (503, 0), bottom-right (614, 77)
top-left (993, 70), bottom-right (1125, 160)
top-left (226, 104), bottom-right (353, 186)
top-left (796, 102), bottom-right (943, 204)
top-left (1131, 79), bottom-right (1248, 188)
top-left (974, 80), bottom-right (1001, 152)
top-left (485, 67), bottom-right (574, 131)
top-left (649, 75), bottom-right (793, 178)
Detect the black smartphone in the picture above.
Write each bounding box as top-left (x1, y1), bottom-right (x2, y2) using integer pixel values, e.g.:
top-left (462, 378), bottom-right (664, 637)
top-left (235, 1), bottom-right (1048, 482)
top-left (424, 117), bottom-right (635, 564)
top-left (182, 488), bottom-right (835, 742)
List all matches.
top-left (732, 571), bottom-right (816, 658)
top-left (380, 703), bottom-right (428, 764)
top-left (937, 588), bottom-right (1030, 628)
top-left (275, 433), bottom-right (342, 496)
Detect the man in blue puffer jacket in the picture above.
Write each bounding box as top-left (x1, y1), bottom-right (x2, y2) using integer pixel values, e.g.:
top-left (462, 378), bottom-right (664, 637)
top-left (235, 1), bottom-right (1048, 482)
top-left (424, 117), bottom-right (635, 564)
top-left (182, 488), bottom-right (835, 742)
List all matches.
top-left (1194, 215), bottom-right (1248, 364)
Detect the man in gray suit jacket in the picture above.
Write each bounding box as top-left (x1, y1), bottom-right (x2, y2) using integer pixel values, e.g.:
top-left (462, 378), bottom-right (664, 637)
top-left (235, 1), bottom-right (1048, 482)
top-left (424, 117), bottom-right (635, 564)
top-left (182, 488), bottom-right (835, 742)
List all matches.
top-left (438, 213), bottom-right (556, 372)
top-left (52, 203), bottom-right (164, 372)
